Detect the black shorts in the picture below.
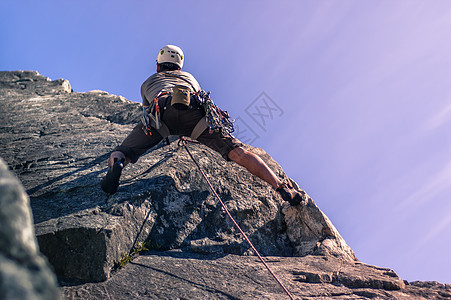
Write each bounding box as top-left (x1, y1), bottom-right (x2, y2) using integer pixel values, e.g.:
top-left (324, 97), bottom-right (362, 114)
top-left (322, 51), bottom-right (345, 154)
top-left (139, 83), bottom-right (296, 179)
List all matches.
top-left (115, 98), bottom-right (242, 163)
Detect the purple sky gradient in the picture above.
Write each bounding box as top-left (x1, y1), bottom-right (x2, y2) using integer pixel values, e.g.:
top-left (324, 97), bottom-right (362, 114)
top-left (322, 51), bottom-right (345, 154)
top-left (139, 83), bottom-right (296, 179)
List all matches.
top-left (1, 1), bottom-right (450, 283)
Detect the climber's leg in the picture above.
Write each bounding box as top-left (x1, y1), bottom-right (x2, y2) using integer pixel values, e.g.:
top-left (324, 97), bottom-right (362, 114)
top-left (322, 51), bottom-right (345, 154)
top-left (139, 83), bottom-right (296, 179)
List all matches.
top-left (102, 122), bottom-right (163, 194)
top-left (227, 146), bottom-right (281, 189)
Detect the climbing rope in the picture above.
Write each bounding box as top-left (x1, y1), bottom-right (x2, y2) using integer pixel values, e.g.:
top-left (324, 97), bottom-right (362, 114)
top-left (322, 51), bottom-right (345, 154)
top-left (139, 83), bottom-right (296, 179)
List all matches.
top-left (178, 136), bottom-right (294, 300)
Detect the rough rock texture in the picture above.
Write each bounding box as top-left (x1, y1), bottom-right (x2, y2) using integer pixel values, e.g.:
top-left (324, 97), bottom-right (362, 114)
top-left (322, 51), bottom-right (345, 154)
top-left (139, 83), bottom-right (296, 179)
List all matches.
top-left (62, 250), bottom-right (451, 300)
top-left (1, 71), bottom-right (449, 299)
top-left (0, 71), bottom-right (147, 282)
top-left (0, 158), bottom-right (60, 300)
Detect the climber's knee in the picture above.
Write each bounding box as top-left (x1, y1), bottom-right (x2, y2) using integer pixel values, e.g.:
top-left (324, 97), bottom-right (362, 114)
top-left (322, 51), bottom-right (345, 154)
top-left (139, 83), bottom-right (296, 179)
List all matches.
top-left (108, 151), bottom-right (129, 168)
top-left (228, 147), bottom-right (248, 164)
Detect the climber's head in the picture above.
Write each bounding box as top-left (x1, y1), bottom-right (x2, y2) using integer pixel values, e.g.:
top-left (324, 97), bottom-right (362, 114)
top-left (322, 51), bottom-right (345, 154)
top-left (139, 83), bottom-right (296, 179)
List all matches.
top-left (156, 45), bottom-right (184, 72)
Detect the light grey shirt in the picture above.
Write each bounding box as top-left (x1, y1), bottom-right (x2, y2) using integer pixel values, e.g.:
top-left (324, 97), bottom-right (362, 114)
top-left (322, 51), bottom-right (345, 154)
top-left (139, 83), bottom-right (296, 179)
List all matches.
top-left (141, 70), bottom-right (201, 107)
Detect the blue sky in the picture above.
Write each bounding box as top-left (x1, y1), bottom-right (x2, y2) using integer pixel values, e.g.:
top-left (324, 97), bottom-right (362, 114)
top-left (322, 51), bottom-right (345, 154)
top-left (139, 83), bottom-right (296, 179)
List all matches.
top-left (1, 1), bottom-right (450, 283)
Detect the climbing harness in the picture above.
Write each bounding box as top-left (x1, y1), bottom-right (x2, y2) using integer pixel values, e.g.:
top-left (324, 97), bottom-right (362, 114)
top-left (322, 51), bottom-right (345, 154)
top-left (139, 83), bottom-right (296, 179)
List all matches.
top-left (142, 77), bottom-right (235, 141)
top-left (141, 91), bottom-right (235, 140)
top-left (178, 136), bottom-right (294, 300)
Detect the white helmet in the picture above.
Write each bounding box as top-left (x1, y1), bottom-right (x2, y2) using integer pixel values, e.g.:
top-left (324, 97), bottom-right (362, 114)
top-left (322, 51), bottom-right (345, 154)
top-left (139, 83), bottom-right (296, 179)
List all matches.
top-left (156, 45), bottom-right (184, 68)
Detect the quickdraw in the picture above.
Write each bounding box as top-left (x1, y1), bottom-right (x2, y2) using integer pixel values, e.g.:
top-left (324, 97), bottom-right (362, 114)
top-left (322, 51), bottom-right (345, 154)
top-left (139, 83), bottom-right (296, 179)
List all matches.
top-left (141, 91), bottom-right (169, 136)
top-left (196, 90), bottom-right (235, 136)
top-left (141, 106), bottom-right (152, 136)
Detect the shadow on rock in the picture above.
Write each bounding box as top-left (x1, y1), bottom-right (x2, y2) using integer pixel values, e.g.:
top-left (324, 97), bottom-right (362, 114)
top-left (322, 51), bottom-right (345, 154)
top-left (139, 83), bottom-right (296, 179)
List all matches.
top-left (29, 153), bottom-right (111, 223)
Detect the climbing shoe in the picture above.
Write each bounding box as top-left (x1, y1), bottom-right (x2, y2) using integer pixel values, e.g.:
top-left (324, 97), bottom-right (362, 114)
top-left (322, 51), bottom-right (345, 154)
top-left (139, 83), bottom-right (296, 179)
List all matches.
top-left (101, 160), bottom-right (124, 194)
top-left (276, 183), bottom-right (305, 206)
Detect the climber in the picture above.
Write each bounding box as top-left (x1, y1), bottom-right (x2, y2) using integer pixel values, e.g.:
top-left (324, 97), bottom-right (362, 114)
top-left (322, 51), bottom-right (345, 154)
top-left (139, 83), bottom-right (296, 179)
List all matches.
top-left (101, 45), bottom-right (304, 206)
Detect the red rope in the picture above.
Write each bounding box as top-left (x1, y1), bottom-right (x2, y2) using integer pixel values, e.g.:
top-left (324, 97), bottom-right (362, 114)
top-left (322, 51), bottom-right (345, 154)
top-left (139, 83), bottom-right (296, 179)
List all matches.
top-left (178, 137), bottom-right (294, 300)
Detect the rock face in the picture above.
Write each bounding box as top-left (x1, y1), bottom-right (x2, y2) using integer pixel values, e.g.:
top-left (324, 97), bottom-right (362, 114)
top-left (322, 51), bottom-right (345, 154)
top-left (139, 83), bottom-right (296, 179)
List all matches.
top-left (0, 71), bottom-right (146, 282)
top-left (0, 158), bottom-right (60, 300)
top-left (62, 250), bottom-right (451, 300)
top-left (1, 71), bottom-right (449, 299)
top-left (0, 71), bottom-right (355, 281)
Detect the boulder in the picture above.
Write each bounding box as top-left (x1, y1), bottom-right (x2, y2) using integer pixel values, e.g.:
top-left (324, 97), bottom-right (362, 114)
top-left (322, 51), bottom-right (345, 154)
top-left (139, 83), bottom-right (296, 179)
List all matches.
top-left (0, 157), bottom-right (60, 300)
